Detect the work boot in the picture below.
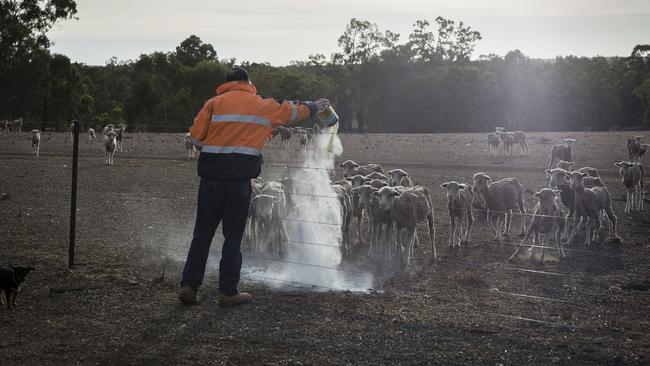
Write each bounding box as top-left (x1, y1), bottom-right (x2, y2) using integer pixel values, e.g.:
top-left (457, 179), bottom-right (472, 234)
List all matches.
top-left (218, 292), bottom-right (252, 308)
top-left (178, 285), bottom-right (198, 305)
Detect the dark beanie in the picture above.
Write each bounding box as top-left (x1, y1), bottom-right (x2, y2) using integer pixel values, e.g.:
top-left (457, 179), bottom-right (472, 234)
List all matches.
top-left (226, 66), bottom-right (250, 82)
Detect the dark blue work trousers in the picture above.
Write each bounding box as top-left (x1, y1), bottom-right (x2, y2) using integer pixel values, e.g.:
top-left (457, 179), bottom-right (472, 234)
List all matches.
top-left (181, 178), bottom-right (252, 295)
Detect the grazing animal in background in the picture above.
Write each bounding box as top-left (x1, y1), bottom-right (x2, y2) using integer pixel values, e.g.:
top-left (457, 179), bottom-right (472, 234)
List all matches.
top-left (102, 124), bottom-right (114, 135)
top-left (614, 161), bottom-right (645, 214)
top-left (104, 130), bottom-right (117, 165)
top-left (509, 188), bottom-right (566, 263)
top-left (0, 265), bottom-right (35, 308)
top-left (627, 136), bottom-right (643, 162)
top-left (88, 128), bottom-right (96, 142)
top-left (184, 133), bottom-right (196, 159)
top-left (640, 144), bottom-right (649, 161)
top-left (278, 126), bottom-right (292, 144)
top-left (31, 130), bottom-right (41, 156)
top-left (0, 120), bottom-right (7, 133)
top-left (565, 172), bottom-right (618, 246)
top-left (387, 169), bottom-right (413, 187)
top-left (115, 125), bottom-right (126, 152)
top-left (498, 132), bottom-right (515, 157)
top-left (375, 186), bottom-right (436, 262)
top-left (339, 160), bottom-right (385, 178)
top-left (513, 131), bottom-right (529, 156)
top-left (472, 172), bottom-right (526, 240)
top-left (548, 138), bottom-right (576, 169)
top-left (440, 181), bottom-right (474, 247)
top-left (487, 132), bottom-right (501, 155)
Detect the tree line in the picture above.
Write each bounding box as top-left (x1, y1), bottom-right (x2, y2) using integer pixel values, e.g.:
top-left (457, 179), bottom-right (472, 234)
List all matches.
top-left (2, 1), bottom-right (649, 133)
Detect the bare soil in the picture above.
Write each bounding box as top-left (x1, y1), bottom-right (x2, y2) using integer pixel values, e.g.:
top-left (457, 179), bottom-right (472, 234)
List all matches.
top-left (1, 130), bottom-right (649, 365)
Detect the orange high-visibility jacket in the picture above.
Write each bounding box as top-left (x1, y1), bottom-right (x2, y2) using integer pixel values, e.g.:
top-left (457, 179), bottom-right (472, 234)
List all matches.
top-left (190, 80), bottom-right (317, 180)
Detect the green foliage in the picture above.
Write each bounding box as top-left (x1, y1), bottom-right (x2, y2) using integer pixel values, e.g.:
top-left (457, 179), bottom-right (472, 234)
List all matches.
top-left (2, 13), bottom-right (650, 133)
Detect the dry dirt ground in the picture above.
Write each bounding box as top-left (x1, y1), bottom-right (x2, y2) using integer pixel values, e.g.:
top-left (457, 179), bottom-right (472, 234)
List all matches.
top-left (1, 130), bottom-right (649, 365)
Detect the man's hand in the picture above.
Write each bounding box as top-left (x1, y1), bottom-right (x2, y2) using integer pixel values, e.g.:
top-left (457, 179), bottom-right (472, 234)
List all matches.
top-left (315, 98), bottom-right (330, 113)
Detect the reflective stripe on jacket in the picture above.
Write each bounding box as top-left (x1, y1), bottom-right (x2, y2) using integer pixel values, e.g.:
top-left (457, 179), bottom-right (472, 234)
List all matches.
top-left (190, 81), bottom-right (317, 180)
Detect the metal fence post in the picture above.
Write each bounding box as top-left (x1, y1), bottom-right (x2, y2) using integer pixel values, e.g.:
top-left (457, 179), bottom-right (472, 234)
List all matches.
top-left (69, 120), bottom-right (80, 269)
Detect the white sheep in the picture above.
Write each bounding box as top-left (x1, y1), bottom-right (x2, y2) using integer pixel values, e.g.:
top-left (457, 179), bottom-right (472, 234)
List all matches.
top-left (440, 181), bottom-right (474, 247)
top-left (184, 133), bottom-right (196, 159)
top-left (88, 128), bottom-right (96, 143)
top-left (499, 132), bottom-right (515, 157)
top-left (31, 130), bottom-right (41, 157)
top-left (513, 131), bottom-right (529, 157)
top-left (338, 160), bottom-right (385, 178)
top-left (565, 172), bottom-right (618, 246)
top-left (102, 124), bottom-right (114, 135)
top-left (387, 169), bottom-right (413, 187)
top-left (509, 188), bottom-right (566, 263)
top-left (375, 186), bottom-right (436, 263)
top-left (278, 126), bottom-right (292, 144)
top-left (548, 138), bottom-right (576, 169)
top-left (487, 132), bottom-right (500, 155)
top-left (627, 136), bottom-right (643, 162)
top-left (614, 161), bottom-right (645, 214)
top-left (104, 130), bottom-right (117, 165)
top-left (251, 181), bottom-right (289, 259)
top-left (115, 125), bottom-right (126, 152)
top-left (472, 172), bottom-right (526, 240)
top-left (353, 185), bottom-right (390, 258)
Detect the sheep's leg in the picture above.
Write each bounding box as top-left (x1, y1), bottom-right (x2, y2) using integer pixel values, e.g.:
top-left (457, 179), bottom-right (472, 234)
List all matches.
top-left (641, 182), bottom-right (645, 212)
top-left (463, 211), bottom-right (473, 244)
top-left (555, 226), bottom-right (565, 258)
top-left (604, 206), bottom-right (618, 240)
top-left (428, 213), bottom-right (436, 259)
top-left (455, 215), bottom-right (463, 247)
top-left (584, 218), bottom-right (592, 246)
top-left (625, 189), bottom-right (631, 214)
top-left (565, 216), bottom-right (582, 244)
top-left (449, 216), bottom-right (456, 247)
top-left (592, 216), bottom-right (601, 243)
top-left (508, 229), bottom-right (531, 262)
top-left (357, 212), bottom-right (364, 245)
top-left (504, 211), bottom-right (512, 237)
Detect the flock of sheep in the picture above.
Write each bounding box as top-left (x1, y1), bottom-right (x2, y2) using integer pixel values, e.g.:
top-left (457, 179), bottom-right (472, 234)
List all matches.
top-left (245, 128), bottom-right (647, 269)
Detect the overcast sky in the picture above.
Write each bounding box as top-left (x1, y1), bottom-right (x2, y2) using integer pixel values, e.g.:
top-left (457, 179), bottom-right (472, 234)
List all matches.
top-left (48, 0), bottom-right (650, 66)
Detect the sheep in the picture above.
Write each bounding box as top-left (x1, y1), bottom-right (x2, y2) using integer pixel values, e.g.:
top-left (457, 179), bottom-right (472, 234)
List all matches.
top-left (246, 178), bottom-right (265, 247)
top-left (115, 125), bottom-right (126, 152)
top-left (251, 182), bottom-right (289, 259)
top-left (565, 172), bottom-right (618, 246)
top-left (104, 130), bottom-right (117, 165)
top-left (472, 172), bottom-right (526, 240)
top-left (387, 169), bottom-right (413, 187)
top-left (548, 138), bottom-right (576, 169)
top-left (102, 124), bottom-right (114, 135)
top-left (640, 144), bottom-right (649, 161)
top-left (331, 181), bottom-right (353, 256)
top-left (364, 172), bottom-right (388, 181)
top-left (31, 130), bottom-right (41, 157)
top-left (88, 128), bottom-right (96, 143)
top-left (627, 136), bottom-right (643, 162)
top-left (184, 133), bottom-right (196, 159)
top-left (0, 120), bottom-right (7, 134)
top-left (440, 181), bottom-right (474, 248)
top-left (353, 185), bottom-right (390, 257)
top-left (375, 186), bottom-right (436, 263)
top-left (6, 118), bottom-right (22, 134)
top-left (545, 165), bottom-right (599, 188)
top-left (338, 160), bottom-right (385, 178)
top-left (278, 126), bottom-right (292, 144)
top-left (509, 188), bottom-right (567, 263)
top-left (347, 174), bottom-right (369, 189)
top-left (512, 131), bottom-right (529, 156)
top-left (499, 132), bottom-right (515, 157)
top-left (487, 132), bottom-right (500, 155)
top-left (614, 161), bottom-right (645, 214)
top-left (298, 129), bottom-right (308, 148)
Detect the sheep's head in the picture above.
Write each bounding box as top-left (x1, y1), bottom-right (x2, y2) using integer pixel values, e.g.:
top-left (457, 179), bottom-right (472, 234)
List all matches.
top-left (534, 188), bottom-right (561, 211)
top-left (440, 181), bottom-right (467, 202)
top-left (105, 131), bottom-right (117, 140)
top-left (347, 175), bottom-right (368, 189)
top-left (472, 172), bottom-right (492, 191)
top-left (352, 185), bottom-right (377, 207)
top-left (614, 161), bottom-right (634, 177)
top-left (568, 171), bottom-right (588, 190)
top-left (564, 138), bottom-right (576, 147)
top-left (546, 168), bottom-right (569, 188)
top-left (387, 169), bottom-right (408, 187)
top-left (31, 129), bottom-right (39, 134)
top-left (367, 179), bottom-right (388, 189)
top-left (338, 160), bottom-right (359, 170)
top-left (252, 194), bottom-right (280, 220)
top-left (495, 126), bottom-right (505, 133)
top-left (634, 135), bottom-right (643, 142)
top-left (374, 186), bottom-right (400, 211)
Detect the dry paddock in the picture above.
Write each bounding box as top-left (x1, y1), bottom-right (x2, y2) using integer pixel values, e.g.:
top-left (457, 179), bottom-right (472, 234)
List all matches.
top-left (0, 130), bottom-right (649, 365)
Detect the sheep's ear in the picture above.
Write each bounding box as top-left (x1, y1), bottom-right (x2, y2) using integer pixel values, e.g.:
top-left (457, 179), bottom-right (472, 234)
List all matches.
top-left (344, 177), bottom-right (351, 181)
top-left (272, 197), bottom-right (281, 203)
top-left (458, 185), bottom-right (466, 190)
top-left (552, 189), bottom-right (561, 196)
top-left (392, 190), bottom-right (401, 197)
top-left (545, 169), bottom-right (551, 174)
top-left (614, 162), bottom-right (621, 167)
top-left (440, 182), bottom-right (449, 188)
top-left (568, 162), bottom-right (575, 166)
top-left (534, 191), bottom-right (541, 197)
top-left (337, 162), bottom-right (344, 167)
top-left (581, 172), bottom-right (588, 177)
top-left (370, 191), bottom-right (378, 197)
top-left (563, 176), bottom-right (570, 182)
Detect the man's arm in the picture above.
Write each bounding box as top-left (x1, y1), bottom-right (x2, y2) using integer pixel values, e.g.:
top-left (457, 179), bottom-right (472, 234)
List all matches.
top-left (262, 98), bottom-right (317, 128)
top-left (189, 100), bottom-right (212, 147)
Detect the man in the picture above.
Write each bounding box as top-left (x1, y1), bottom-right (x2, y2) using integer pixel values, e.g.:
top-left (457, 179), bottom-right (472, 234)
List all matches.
top-left (179, 66), bottom-right (330, 307)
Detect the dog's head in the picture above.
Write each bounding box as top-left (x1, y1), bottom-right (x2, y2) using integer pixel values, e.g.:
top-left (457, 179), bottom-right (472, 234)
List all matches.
top-left (9, 265), bottom-right (35, 284)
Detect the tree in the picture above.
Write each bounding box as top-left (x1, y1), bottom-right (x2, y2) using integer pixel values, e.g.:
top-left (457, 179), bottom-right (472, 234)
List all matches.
top-left (175, 35), bottom-right (217, 67)
top-left (0, 0), bottom-right (77, 119)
